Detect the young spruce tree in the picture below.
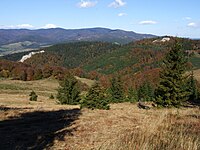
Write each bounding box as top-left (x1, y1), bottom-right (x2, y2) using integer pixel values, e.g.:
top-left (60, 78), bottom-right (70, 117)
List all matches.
top-left (138, 81), bottom-right (154, 101)
top-left (57, 75), bottom-right (80, 105)
top-left (127, 87), bottom-right (139, 103)
top-left (155, 42), bottom-right (189, 107)
top-left (109, 76), bottom-right (124, 103)
top-left (187, 71), bottom-right (199, 102)
top-left (81, 83), bottom-right (109, 110)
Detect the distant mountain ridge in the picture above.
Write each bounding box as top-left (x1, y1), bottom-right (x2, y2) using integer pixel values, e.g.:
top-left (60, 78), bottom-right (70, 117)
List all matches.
top-left (0, 27), bottom-right (156, 46)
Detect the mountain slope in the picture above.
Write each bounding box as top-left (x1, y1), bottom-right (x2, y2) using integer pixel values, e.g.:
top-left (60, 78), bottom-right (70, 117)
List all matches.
top-left (22, 41), bottom-right (121, 69)
top-left (4, 36), bottom-right (199, 74)
top-left (1, 37), bottom-right (200, 89)
top-left (83, 37), bottom-right (199, 74)
top-left (0, 28), bottom-right (156, 54)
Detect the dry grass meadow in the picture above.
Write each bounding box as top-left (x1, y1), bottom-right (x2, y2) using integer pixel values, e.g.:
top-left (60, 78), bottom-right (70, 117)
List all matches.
top-left (0, 78), bottom-right (200, 150)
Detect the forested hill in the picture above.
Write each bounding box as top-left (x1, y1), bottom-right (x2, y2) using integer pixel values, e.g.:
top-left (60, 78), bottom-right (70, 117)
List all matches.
top-left (1, 37), bottom-right (200, 89)
top-left (3, 36), bottom-right (200, 75)
top-left (84, 37), bottom-right (200, 74)
top-left (2, 42), bottom-right (121, 68)
top-left (0, 27), bottom-right (156, 54)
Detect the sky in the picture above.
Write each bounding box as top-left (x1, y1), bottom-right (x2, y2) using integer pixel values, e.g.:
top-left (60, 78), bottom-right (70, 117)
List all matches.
top-left (0, 0), bottom-right (200, 38)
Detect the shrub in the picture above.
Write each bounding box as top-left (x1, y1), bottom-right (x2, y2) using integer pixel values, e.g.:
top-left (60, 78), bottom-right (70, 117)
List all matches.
top-left (29, 91), bottom-right (38, 101)
top-left (49, 94), bottom-right (54, 99)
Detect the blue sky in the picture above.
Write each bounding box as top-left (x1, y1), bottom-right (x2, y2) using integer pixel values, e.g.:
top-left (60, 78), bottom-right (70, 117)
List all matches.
top-left (0, 0), bottom-right (199, 38)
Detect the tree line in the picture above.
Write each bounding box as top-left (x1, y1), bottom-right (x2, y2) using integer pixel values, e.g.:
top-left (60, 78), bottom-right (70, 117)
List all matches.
top-left (0, 60), bottom-right (69, 81)
top-left (56, 42), bottom-right (200, 109)
top-left (1, 41), bottom-right (199, 109)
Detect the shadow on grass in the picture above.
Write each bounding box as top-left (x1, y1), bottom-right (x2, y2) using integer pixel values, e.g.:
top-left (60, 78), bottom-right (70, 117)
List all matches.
top-left (0, 107), bottom-right (81, 150)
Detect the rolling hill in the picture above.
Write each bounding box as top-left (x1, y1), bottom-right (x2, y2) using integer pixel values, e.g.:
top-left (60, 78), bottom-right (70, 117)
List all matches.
top-left (0, 27), bottom-right (156, 55)
top-left (1, 36), bottom-right (200, 89)
top-left (12, 37), bottom-right (200, 72)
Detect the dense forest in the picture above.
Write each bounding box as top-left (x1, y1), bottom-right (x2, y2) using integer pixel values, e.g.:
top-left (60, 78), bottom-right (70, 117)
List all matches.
top-left (1, 36), bottom-right (200, 95)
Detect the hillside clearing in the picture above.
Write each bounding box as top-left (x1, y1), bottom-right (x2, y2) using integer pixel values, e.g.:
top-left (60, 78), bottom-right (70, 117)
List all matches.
top-left (0, 102), bottom-right (199, 150)
top-left (0, 78), bottom-right (199, 150)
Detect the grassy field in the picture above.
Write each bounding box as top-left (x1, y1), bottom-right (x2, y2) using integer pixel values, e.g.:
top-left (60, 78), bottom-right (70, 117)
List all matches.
top-left (0, 78), bottom-right (59, 107)
top-left (0, 78), bottom-right (199, 150)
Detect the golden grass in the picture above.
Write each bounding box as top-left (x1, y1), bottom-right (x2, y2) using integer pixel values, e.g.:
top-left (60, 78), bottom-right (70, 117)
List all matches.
top-left (101, 107), bottom-right (200, 150)
top-left (75, 76), bottom-right (96, 87)
top-left (0, 101), bottom-right (199, 150)
top-left (194, 69), bottom-right (200, 82)
top-left (0, 78), bottom-right (59, 96)
top-left (50, 103), bottom-right (199, 150)
top-left (0, 79), bottom-right (199, 150)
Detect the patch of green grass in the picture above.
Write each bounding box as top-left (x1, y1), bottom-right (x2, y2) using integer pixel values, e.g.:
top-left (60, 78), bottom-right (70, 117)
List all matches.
top-left (0, 84), bottom-right (27, 90)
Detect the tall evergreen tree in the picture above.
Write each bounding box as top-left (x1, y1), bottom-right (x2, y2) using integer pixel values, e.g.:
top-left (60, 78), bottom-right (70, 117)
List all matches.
top-left (109, 76), bottom-right (124, 103)
top-left (155, 42), bottom-right (189, 107)
top-left (57, 75), bottom-right (80, 105)
top-left (81, 83), bottom-right (109, 110)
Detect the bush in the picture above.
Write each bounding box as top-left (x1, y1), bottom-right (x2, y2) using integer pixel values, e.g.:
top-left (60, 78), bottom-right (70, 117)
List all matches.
top-left (29, 91), bottom-right (38, 101)
top-left (81, 83), bottom-right (110, 110)
top-left (49, 94), bottom-right (54, 99)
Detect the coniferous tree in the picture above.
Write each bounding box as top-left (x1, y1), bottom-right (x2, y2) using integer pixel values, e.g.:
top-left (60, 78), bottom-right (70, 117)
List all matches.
top-left (188, 71), bottom-right (199, 102)
top-left (109, 76), bottom-right (124, 103)
top-left (57, 75), bottom-right (80, 105)
top-left (127, 87), bottom-right (139, 103)
top-left (155, 42), bottom-right (189, 107)
top-left (81, 83), bottom-right (109, 110)
top-left (138, 81), bottom-right (154, 101)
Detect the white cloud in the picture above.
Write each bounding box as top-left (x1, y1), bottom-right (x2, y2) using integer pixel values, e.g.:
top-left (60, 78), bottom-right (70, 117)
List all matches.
top-left (16, 24), bottom-right (34, 29)
top-left (41, 24), bottom-right (58, 29)
top-left (139, 20), bottom-right (157, 25)
top-left (77, 0), bottom-right (97, 8)
top-left (187, 22), bottom-right (198, 28)
top-left (0, 24), bottom-right (34, 29)
top-left (184, 17), bottom-right (192, 20)
top-left (118, 13), bottom-right (127, 17)
top-left (0, 25), bottom-right (14, 29)
top-left (109, 0), bottom-right (126, 8)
